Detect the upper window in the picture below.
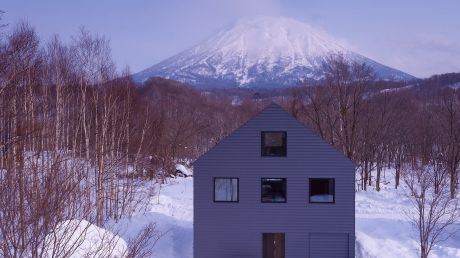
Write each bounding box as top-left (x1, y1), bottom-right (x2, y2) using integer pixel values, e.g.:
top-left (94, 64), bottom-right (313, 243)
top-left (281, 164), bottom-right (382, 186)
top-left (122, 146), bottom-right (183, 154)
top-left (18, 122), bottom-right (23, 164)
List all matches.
top-left (309, 178), bottom-right (335, 203)
top-left (261, 178), bottom-right (287, 203)
top-left (214, 178), bottom-right (238, 202)
top-left (261, 131), bottom-right (287, 157)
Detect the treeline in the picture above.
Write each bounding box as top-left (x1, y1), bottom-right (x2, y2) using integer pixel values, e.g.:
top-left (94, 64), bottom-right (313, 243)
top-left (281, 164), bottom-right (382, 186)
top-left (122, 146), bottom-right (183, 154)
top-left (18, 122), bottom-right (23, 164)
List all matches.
top-left (281, 55), bottom-right (460, 197)
top-left (0, 22), bottom-right (260, 256)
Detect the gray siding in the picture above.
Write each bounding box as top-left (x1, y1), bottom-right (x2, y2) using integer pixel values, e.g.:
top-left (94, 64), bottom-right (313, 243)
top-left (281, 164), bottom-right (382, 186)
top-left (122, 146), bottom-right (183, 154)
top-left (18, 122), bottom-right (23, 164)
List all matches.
top-left (309, 233), bottom-right (349, 258)
top-left (194, 103), bottom-right (355, 258)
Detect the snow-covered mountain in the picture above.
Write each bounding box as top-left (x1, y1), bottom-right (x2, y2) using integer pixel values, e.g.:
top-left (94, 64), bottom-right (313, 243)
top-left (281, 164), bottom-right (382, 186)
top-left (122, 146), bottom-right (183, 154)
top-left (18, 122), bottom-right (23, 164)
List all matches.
top-left (134, 16), bottom-right (416, 88)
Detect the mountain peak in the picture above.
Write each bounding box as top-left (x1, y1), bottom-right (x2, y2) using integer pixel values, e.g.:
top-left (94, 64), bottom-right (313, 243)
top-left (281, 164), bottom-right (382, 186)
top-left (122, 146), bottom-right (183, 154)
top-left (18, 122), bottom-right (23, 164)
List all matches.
top-left (134, 16), bottom-right (416, 87)
top-left (203, 15), bottom-right (347, 60)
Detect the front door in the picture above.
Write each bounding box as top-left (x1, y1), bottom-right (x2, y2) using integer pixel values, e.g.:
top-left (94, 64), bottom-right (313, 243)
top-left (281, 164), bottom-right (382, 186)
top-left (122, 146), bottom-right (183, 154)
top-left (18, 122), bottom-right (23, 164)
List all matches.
top-left (263, 233), bottom-right (285, 258)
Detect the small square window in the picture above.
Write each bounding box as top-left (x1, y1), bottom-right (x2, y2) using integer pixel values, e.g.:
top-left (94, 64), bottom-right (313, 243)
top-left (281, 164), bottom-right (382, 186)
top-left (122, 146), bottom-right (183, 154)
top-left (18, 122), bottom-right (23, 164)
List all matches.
top-left (261, 178), bottom-right (286, 203)
top-left (261, 131), bottom-right (287, 157)
top-left (214, 178), bottom-right (238, 202)
top-left (309, 178), bottom-right (335, 203)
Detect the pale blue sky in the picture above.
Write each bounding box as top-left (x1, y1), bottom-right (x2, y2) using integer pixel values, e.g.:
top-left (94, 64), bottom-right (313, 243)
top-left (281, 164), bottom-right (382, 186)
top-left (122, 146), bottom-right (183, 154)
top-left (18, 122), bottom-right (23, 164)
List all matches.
top-left (2, 0), bottom-right (459, 77)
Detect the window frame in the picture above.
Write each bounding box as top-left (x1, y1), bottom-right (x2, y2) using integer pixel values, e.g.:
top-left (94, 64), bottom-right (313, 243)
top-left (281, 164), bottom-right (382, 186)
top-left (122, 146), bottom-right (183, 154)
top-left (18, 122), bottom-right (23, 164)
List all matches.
top-left (261, 131), bottom-right (287, 157)
top-left (309, 178), bottom-right (335, 204)
top-left (261, 178), bottom-right (287, 203)
top-left (213, 177), bottom-right (239, 203)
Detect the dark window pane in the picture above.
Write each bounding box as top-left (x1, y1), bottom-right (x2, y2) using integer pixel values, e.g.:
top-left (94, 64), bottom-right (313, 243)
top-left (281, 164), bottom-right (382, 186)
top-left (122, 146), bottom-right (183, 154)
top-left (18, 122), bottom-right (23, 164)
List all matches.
top-left (310, 178), bottom-right (335, 203)
top-left (261, 178), bottom-right (286, 203)
top-left (265, 132), bottom-right (283, 146)
top-left (214, 178), bottom-right (238, 202)
top-left (261, 132), bottom-right (286, 156)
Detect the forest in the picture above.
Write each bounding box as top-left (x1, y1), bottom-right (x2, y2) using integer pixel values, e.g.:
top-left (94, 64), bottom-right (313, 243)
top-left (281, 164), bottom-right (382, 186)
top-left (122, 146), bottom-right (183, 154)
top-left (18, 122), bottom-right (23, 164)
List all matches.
top-left (1, 20), bottom-right (459, 257)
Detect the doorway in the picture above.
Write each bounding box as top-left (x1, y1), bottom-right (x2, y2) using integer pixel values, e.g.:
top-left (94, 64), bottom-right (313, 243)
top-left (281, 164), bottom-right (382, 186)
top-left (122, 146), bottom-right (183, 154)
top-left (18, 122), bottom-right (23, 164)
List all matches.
top-left (262, 233), bottom-right (285, 258)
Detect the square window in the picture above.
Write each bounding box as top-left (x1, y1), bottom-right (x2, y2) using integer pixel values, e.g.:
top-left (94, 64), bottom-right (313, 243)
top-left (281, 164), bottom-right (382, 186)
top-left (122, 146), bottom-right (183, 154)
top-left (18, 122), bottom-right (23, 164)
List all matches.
top-left (261, 178), bottom-right (286, 203)
top-left (214, 178), bottom-right (238, 202)
top-left (309, 178), bottom-right (335, 203)
top-left (261, 131), bottom-right (287, 157)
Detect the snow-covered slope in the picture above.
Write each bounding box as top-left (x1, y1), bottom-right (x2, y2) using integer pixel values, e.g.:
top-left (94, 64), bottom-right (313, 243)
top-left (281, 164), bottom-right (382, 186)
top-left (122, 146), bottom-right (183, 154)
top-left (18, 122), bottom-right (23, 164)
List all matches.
top-left (134, 16), bottom-right (416, 88)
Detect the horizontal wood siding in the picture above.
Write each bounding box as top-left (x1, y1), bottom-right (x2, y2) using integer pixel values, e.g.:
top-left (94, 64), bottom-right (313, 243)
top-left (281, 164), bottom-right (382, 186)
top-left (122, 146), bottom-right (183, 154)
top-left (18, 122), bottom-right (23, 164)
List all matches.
top-left (309, 233), bottom-right (349, 258)
top-left (194, 103), bottom-right (355, 258)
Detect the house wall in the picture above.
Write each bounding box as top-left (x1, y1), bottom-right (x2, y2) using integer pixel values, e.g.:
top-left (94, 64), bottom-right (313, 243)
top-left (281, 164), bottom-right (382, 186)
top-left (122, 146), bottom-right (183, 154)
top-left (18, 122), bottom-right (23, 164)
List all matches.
top-left (194, 104), bottom-right (355, 258)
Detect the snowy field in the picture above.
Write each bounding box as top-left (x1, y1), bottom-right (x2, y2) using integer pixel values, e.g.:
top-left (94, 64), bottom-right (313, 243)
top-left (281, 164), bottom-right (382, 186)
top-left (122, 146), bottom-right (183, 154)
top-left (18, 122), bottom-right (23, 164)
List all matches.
top-left (112, 177), bottom-right (194, 257)
top-left (355, 172), bottom-right (460, 258)
top-left (108, 169), bottom-right (460, 258)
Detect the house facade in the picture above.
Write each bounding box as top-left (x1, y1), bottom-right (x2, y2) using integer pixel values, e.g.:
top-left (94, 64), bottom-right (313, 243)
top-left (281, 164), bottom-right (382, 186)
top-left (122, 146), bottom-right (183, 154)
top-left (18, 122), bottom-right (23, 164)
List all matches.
top-left (193, 103), bottom-right (355, 258)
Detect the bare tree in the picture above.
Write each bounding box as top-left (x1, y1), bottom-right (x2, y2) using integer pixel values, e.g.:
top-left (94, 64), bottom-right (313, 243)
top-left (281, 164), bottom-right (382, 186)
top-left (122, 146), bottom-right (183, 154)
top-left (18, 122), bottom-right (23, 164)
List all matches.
top-left (321, 53), bottom-right (374, 161)
top-left (125, 223), bottom-right (163, 258)
top-left (0, 22), bottom-right (164, 257)
top-left (403, 164), bottom-right (460, 258)
top-left (433, 90), bottom-right (460, 198)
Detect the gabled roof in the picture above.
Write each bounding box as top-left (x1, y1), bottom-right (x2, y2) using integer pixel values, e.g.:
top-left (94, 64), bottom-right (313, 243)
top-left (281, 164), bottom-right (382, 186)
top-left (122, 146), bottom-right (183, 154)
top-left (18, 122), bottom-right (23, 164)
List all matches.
top-left (193, 102), bottom-right (355, 166)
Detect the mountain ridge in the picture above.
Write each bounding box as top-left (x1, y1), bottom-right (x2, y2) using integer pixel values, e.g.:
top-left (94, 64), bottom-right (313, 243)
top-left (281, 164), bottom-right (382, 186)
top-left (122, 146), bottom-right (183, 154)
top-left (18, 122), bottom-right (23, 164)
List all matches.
top-left (134, 16), bottom-right (416, 88)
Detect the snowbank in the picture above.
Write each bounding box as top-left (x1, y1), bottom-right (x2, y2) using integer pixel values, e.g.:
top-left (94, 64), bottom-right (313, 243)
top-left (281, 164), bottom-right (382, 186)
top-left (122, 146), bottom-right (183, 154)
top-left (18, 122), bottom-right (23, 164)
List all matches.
top-left (45, 219), bottom-right (127, 258)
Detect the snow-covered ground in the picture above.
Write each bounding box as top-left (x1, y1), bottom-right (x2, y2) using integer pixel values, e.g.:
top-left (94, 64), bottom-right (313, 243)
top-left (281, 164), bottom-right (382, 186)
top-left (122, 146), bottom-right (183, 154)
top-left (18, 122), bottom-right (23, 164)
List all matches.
top-left (356, 172), bottom-right (460, 258)
top-left (109, 168), bottom-right (460, 258)
top-left (46, 220), bottom-right (128, 258)
top-left (113, 177), bottom-right (193, 257)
